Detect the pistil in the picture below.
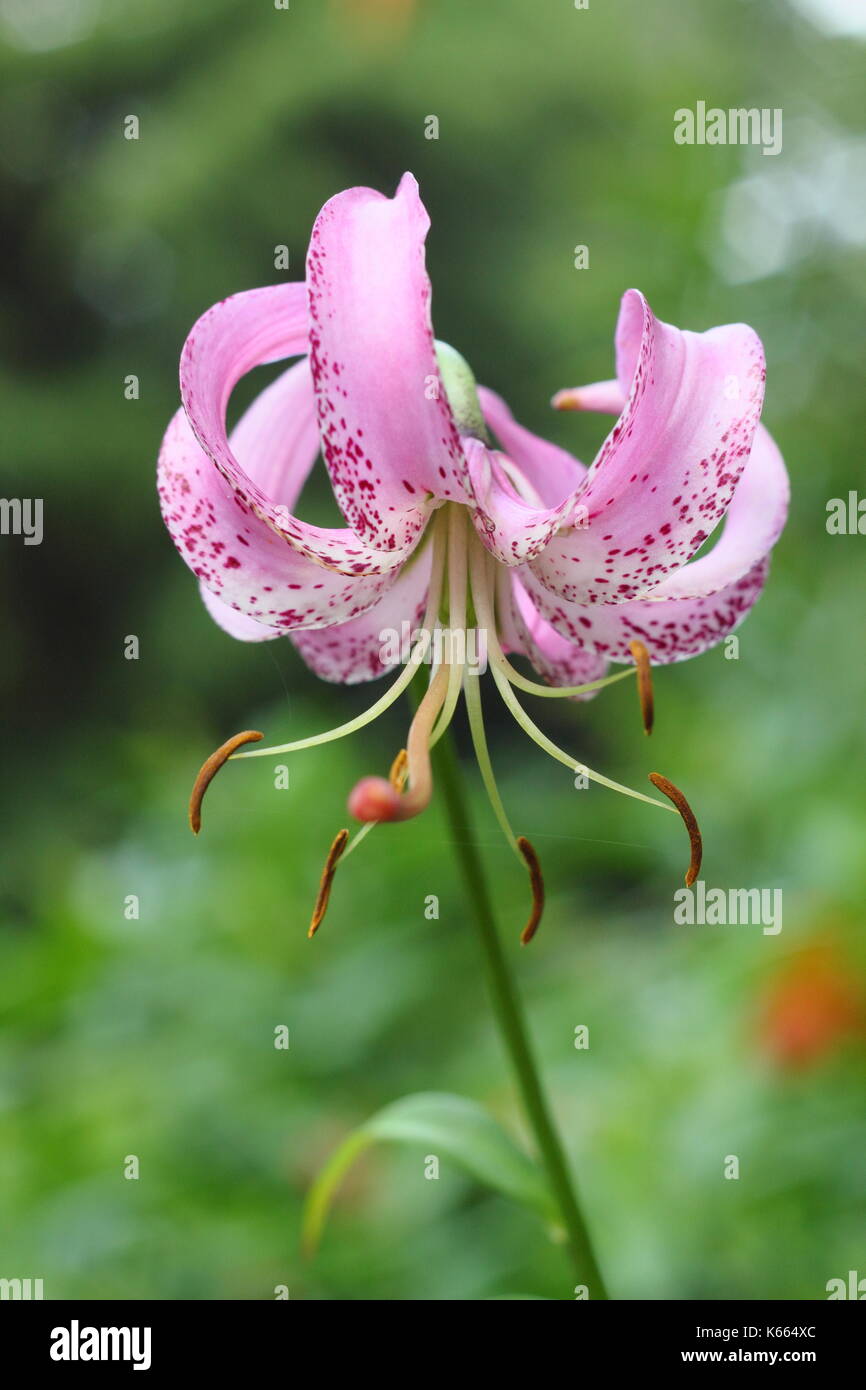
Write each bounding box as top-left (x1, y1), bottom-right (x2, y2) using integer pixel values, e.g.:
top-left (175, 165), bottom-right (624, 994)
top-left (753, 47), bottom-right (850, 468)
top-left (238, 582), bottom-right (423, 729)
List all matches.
top-left (348, 661), bottom-right (450, 823)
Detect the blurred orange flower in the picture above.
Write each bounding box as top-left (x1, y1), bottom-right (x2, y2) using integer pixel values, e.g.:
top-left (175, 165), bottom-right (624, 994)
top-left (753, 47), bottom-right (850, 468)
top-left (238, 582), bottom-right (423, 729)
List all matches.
top-left (758, 943), bottom-right (866, 1070)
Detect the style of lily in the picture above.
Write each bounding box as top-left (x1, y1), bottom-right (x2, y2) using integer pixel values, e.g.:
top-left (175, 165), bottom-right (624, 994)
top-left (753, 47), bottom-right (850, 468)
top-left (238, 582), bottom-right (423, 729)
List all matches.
top-left (159, 172), bottom-right (788, 942)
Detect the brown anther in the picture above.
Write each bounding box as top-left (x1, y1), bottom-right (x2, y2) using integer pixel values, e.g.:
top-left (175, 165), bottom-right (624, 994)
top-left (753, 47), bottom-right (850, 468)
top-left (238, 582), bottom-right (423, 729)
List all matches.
top-left (648, 773), bottom-right (702, 887)
top-left (308, 829), bottom-right (349, 939)
top-left (389, 748), bottom-right (409, 791)
top-left (629, 639), bottom-right (654, 736)
top-left (551, 388), bottom-right (583, 411)
top-left (517, 836), bottom-right (545, 945)
top-left (188, 730), bottom-right (263, 834)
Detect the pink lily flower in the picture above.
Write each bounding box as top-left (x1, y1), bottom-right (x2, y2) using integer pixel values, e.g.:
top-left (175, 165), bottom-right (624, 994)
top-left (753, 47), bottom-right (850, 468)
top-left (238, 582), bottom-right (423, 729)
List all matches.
top-left (160, 173), bottom-right (788, 939)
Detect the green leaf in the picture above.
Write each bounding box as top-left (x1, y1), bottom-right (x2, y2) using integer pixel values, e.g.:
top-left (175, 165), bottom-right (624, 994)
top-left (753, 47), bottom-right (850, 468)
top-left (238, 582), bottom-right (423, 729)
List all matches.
top-left (302, 1091), bottom-right (555, 1255)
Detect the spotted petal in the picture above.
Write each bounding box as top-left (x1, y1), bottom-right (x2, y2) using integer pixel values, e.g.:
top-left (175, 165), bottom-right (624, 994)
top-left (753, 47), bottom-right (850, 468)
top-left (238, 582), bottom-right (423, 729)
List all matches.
top-left (199, 585), bottom-right (282, 643)
top-left (518, 418), bottom-right (785, 663)
top-left (551, 377), bottom-right (788, 603)
top-left (458, 386), bottom-right (589, 566)
top-left (529, 289), bottom-right (766, 605)
top-left (178, 282), bottom-right (404, 576)
top-left (520, 555), bottom-right (770, 664)
top-left (649, 425), bottom-right (788, 600)
top-left (463, 437), bottom-right (582, 566)
top-left (158, 407), bottom-right (401, 632)
top-left (306, 172), bottom-right (469, 553)
top-left (292, 540), bottom-right (433, 683)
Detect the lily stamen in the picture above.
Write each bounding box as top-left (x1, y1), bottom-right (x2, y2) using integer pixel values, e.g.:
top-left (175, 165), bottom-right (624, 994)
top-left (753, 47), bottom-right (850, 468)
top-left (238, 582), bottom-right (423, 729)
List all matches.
top-left (517, 837), bottom-right (545, 945)
top-left (647, 773), bottom-right (703, 886)
top-left (464, 669), bottom-right (546, 943)
top-left (308, 829), bottom-right (350, 938)
top-left (189, 729), bottom-right (263, 834)
top-left (490, 659), bottom-right (672, 809)
top-left (389, 748), bottom-right (409, 790)
top-left (628, 639), bottom-right (654, 736)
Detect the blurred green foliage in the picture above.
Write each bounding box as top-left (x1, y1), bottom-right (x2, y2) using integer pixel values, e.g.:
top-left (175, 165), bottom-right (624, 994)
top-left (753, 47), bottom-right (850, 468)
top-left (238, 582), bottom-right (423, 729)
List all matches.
top-left (1, 0), bottom-right (864, 1300)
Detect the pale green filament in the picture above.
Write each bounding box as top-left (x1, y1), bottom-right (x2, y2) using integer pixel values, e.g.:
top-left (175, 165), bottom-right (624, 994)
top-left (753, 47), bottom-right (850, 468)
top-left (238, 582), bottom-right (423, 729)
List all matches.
top-left (464, 668), bottom-right (523, 863)
top-left (499, 659), bottom-right (635, 700)
top-left (232, 508), bottom-right (449, 761)
top-left (340, 820), bottom-right (375, 862)
top-left (429, 505), bottom-right (469, 748)
top-left (467, 530), bottom-right (673, 813)
top-left (474, 543), bottom-right (636, 701)
top-left (490, 660), bottom-right (673, 811)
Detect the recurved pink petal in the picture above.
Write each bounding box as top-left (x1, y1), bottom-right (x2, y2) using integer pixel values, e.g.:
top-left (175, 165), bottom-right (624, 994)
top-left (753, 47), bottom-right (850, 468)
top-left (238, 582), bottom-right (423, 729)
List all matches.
top-left (530, 289), bottom-right (766, 605)
top-left (520, 555), bottom-right (770, 665)
top-left (463, 438), bottom-right (581, 566)
top-left (647, 424), bottom-right (788, 600)
top-left (549, 361), bottom-right (787, 603)
top-left (179, 282), bottom-right (404, 575)
top-left (199, 584), bottom-right (282, 642)
top-left (291, 539), bottom-right (433, 683)
top-left (306, 172), bottom-right (469, 552)
top-left (158, 408), bottom-right (399, 632)
top-left (499, 574), bottom-right (608, 698)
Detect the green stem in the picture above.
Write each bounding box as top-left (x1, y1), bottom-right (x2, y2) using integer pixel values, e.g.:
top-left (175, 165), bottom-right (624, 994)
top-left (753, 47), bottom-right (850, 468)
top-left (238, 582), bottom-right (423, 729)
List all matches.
top-left (432, 729), bottom-right (610, 1300)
